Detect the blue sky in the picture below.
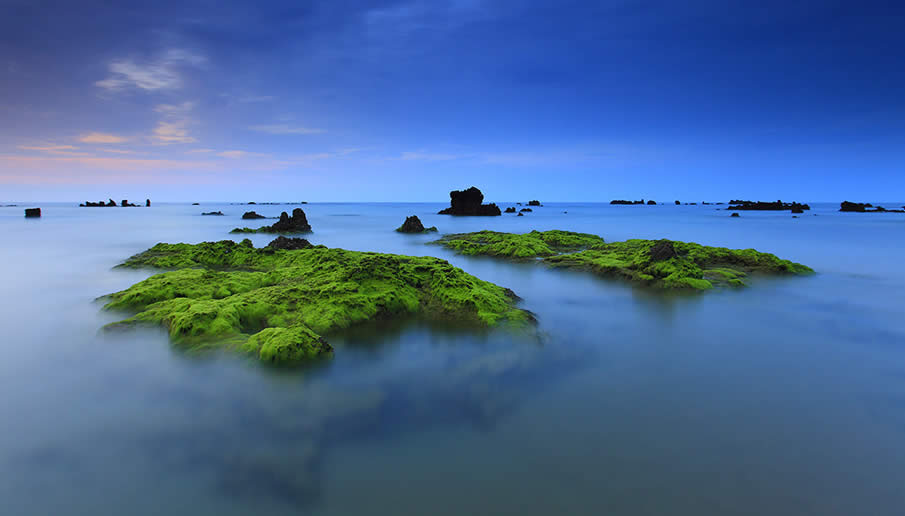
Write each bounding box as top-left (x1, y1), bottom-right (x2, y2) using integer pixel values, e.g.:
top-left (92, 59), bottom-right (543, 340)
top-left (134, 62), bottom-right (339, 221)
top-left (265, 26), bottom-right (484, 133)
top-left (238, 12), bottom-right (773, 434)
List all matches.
top-left (1, 0), bottom-right (903, 202)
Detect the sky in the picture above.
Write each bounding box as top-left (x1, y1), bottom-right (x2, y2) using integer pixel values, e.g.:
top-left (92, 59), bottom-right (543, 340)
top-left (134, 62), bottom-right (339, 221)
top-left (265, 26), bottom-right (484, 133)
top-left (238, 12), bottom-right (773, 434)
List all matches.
top-left (1, 0), bottom-right (903, 202)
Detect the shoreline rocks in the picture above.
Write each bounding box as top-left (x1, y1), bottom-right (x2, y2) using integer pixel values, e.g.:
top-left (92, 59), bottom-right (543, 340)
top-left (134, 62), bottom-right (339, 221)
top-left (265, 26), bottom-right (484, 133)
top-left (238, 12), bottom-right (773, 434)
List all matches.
top-left (438, 187), bottom-right (501, 216)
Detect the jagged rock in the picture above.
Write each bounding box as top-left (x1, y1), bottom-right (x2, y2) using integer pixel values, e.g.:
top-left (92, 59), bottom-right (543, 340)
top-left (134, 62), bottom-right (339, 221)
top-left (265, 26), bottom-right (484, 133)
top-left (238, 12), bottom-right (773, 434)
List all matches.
top-left (242, 211), bottom-right (266, 220)
top-left (648, 239), bottom-right (677, 262)
top-left (396, 215), bottom-right (437, 233)
top-left (791, 206), bottom-right (804, 214)
top-left (504, 207), bottom-right (516, 213)
top-left (269, 209), bottom-right (312, 233)
top-left (24, 208), bottom-right (41, 218)
top-left (266, 236), bottom-right (314, 250)
top-left (437, 187), bottom-right (501, 216)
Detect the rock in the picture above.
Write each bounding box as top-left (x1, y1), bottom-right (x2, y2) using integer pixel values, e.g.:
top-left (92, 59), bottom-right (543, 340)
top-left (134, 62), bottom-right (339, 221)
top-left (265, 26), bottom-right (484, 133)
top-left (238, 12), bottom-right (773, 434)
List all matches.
top-left (675, 200), bottom-right (680, 205)
top-left (269, 209), bottom-right (312, 233)
top-left (24, 208), bottom-right (41, 218)
top-left (791, 206), bottom-right (804, 214)
top-left (647, 200), bottom-right (657, 205)
top-left (527, 200), bottom-right (541, 206)
top-left (192, 203), bottom-right (200, 205)
top-left (610, 199), bottom-right (644, 205)
top-left (437, 187), bottom-right (501, 216)
top-left (202, 211), bottom-right (224, 216)
top-left (396, 215), bottom-right (437, 233)
top-left (242, 211), bottom-right (266, 220)
top-left (120, 199), bottom-right (138, 207)
top-left (730, 212), bottom-right (740, 218)
top-left (840, 201), bottom-right (904, 213)
top-left (520, 208), bottom-right (532, 213)
top-left (504, 207), bottom-right (516, 213)
top-left (648, 239), bottom-right (677, 261)
top-left (146, 199), bottom-right (151, 207)
top-left (266, 236), bottom-right (314, 250)
top-left (728, 200), bottom-right (810, 212)
top-left (517, 212), bottom-right (524, 216)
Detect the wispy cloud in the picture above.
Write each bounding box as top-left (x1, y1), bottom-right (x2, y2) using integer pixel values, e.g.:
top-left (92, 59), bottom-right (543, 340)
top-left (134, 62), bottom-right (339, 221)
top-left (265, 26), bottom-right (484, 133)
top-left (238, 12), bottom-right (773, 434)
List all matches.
top-left (18, 144), bottom-right (78, 152)
top-left (152, 102), bottom-right (196, 144)
top-left (79, 132), bottom-right (128, 144)
top-left (186, 148), bottom-right (215, 154)
top-left (96, 49), bottom-right (205, 92)
top-left (99, 148), bottom-right (135, 154)
top-left (249, 124), bottom-right (325, 135)
top-left (399, 150), bottom-right (463, 161)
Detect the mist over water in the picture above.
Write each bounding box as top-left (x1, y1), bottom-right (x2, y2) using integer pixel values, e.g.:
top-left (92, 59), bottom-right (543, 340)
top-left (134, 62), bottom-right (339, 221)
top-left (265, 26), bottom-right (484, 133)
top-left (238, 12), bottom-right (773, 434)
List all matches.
top-left (1, 202), bottom-right (904, 515)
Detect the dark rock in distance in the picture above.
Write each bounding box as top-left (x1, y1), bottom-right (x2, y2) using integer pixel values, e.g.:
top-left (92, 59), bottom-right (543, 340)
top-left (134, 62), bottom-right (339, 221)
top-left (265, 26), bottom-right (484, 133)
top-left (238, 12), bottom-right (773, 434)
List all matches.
top-left (528, 200), bottom-right (542, 206)
top-left (146, 199), bottom-right (151, 207)
top-left (24, 208), bottom-right (41, 218)
top-left (730, 212), bottom-right (740, 218)
top-left (270, 209), bottom-right (312, 232)
top-left (396, 215), bottom-right (437, 233)
top-left (649, 240), bottom-right (677, 262)
top-left (504, 207), bottom-right (516, 213)
top-left (242, 211), bottom-right (266, 220)
top-left (838, 201), bottom-right (903, 213)
top-left (728, 200), bottom-right (810, 212)
top-left (520, 208), bottom-right (532, 213)
top-left (202, 211), bottom-right (224, 216)
top-left (266, 236), bottom-right (314, 250)
top-left (791, 206), bottom-right (804, 214)
top-left (192, 203), bottom-right (200, 205)
top-left (647, 200), bottom-right (657, 205)
top-left (517, 212), bottom-right (524, 216)
top-left (120, 199), bottom-right (137, 207)
top-left (675, 200), bottom-right (680, 205)
top-left (610, 199), bottom-right (644, 205)
top-left (437, 187), bottom-right (501, 216)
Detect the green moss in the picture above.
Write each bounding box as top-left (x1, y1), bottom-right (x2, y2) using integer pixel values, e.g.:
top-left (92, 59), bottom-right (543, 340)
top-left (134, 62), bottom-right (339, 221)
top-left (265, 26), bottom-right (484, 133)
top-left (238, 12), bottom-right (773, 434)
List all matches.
top-left (433, 230), bottom-right (606, 259)
top-left (105, 240), bottom-right (532, 363)
top-left (436, 232), bottom-right (813, 291)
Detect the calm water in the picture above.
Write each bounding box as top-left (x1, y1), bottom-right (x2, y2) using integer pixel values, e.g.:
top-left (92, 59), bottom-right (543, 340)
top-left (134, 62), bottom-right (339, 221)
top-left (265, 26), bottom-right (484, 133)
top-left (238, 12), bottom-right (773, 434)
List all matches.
top-left (1, 201), bottom-right (904, 515)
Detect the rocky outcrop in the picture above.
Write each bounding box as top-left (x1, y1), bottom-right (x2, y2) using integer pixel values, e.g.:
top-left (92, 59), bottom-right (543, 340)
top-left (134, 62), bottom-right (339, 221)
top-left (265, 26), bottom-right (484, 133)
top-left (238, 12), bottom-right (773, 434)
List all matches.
top-left (648, 239), bottom-right (677, 261)
top-left (121, 200), bottom-right (137, 207)
top-left (728, 200), bottom-right (810, 211)
top-left (504, 207), bottom-right (516, 213)
top-left (80, 199), bottom-right (118, 207)
top-left (520, 208), bottom-right (532, 213)
top-left (841, 201), bottom-right (905, 213)
top-left (791, 206), bottom-right (805, 214)
top-left (647, 200), bottom-right (657, 205)
top-left (610, 199), bottom-right (645, 205)
top-left (437, 187), bottom-right (501, 216)
top-left (675, 200), bottom-right (680, 205)
top-left (24, 208), bottom-right (41, 218)
top-left (730, 212), bottom-right (740, 218)
top-left (266, 236), bottom-right (314, 250)
top-left (233, 209), bottom-right (312, 234)
top-left (396, 215), bottom-right (438, 233)
top-left (202, 211), bottom-right (224, 216)
top-left (242, 211), bottom-right (266, 220)
top-left (527, 200), bottom-right (542, 207)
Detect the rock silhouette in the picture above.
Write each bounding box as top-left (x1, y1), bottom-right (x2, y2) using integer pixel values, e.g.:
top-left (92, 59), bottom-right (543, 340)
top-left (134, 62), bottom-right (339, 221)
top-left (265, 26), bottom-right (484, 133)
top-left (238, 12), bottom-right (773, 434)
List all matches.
top-left (527, 200), bottom-right (542, 207)
top-left (242, 211), bottom-right (266, 219)
top-left (504, 207), bottom-right (516, 213)
top-left (396, 215), bottom-right (438, 233)
top-left (730, 212), bottom-right (740, 218)
top-left (438, 187), bottom-right (501, 216)
top-left (841, 201), bottom-right (905, 213)
top-left (24, 208), bottom-right (41, 218)
top-left (728, 200), bottom-right (810, 212)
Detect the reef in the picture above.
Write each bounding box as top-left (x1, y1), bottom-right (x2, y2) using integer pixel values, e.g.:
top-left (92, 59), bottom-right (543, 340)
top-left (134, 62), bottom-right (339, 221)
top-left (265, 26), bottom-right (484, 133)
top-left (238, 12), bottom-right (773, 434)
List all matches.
top-left (396, 215), bottom-right (437, 233)
top-left (103, 239), bottom-right (532, 364)
top-left (727, 200), bottom-right (810, 212)
top-left (434, 231), bottom-right (813, 290)
top-left (232, 209), bottom-right (312, 234)
top-left (438, 187), bottom-right (501, 216)
top-left (840, 201), bottom-right (904, 213)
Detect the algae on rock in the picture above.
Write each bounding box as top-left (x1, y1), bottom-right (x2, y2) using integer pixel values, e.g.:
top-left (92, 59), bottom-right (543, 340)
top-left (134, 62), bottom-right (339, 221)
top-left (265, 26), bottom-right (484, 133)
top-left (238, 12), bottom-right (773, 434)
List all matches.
top-left (104, 239), bottom-right (532, 363)
top-left (433, 231), bottom-right (813, 290)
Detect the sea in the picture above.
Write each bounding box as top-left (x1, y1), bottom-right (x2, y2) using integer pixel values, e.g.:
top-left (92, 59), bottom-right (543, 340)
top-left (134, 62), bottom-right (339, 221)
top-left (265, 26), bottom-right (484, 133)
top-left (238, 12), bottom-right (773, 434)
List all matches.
top-left (1, 201), bottom-right (904, 515)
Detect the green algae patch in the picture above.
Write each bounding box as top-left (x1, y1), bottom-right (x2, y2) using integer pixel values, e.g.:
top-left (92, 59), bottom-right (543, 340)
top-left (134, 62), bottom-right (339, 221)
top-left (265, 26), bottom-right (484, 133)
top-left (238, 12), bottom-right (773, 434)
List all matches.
top-left (434, 230), bottom-right (606, 259)
top-left (435, 232), bottom-right (813, 291)
top-left (104, 240), bottom-right (532, 364)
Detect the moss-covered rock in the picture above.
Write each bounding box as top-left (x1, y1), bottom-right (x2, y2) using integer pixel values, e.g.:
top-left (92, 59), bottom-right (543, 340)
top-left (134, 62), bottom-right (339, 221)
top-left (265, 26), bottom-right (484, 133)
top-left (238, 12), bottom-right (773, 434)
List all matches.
top-left (433, 230), bottom-right (606, 259)
top-left (434, 231), bottom-right (813, 290)
top-left (104, 240), bottom-right (532, 363)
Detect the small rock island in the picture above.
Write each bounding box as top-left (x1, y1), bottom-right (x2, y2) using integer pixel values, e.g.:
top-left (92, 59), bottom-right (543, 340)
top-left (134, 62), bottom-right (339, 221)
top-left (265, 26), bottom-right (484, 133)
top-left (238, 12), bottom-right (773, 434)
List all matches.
top-left (396, 215), bottom-right (438, 233)
top-left (438, 187), bottom-right (501, 216)
top-left (103, 239), bottom-right (533, 364)
top-left (232, 208), bottom-right (312, 234)
top-left (433, 230), bottom-right (813, 290)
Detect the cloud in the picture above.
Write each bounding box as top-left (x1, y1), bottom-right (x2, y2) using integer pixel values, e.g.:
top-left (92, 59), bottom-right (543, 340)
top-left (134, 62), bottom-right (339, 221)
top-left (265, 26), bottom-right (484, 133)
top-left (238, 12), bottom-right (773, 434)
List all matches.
top-left (152, 102), bottom-right (196, 144)
top-left (79, 132), bottom-right (128, 143)
top-left (186, 148), bottom-right (215, 154)
top-left (18, 144), bottom-right (78, 152)
top-left (99, 148), bottom-right (134, 154)
top-left (217, 150), bottom-right (247, 159)
top-left (399, 150), bottom-right (462, 161)
top-left (249, 124), bottom-right (325, 135)
top-left (96, 49), bottom-right (206, 92)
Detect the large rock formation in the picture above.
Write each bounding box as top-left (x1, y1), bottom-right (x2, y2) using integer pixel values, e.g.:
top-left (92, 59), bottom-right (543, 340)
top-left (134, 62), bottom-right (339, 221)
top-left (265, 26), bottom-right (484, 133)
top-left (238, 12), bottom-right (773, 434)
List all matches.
top-left (438, 187), bottom-right (501, 216)
top-left (396, 215), bottom-right (438, 233)
top-left (232, 208), bottom-right (312, 234)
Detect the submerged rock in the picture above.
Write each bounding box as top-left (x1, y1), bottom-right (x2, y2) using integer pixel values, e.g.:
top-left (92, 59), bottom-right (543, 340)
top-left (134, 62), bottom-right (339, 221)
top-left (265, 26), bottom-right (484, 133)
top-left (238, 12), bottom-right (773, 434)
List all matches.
top-left (202, 211), bottom-right (224, 216)
top-left (434, 231), bottom-right (813, 291)
top-left (396, 215), bottom-right (438, 233)
top-left (24, 208), bottom-right (41, 218)
top-left (242, 211), bottom-right (266, 219)
top-left (104, 240), bottom-right (533, 364)
top-left (438, 187), bottom-right (501, 216)
top-left (731, 212), bottom-right (740, 217)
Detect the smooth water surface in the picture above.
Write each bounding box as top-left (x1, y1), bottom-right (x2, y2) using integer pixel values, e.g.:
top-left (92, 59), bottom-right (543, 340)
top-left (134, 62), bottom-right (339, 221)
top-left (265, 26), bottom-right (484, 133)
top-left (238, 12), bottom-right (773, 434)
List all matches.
top-left (1, 201), bottom-right (904, 515)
